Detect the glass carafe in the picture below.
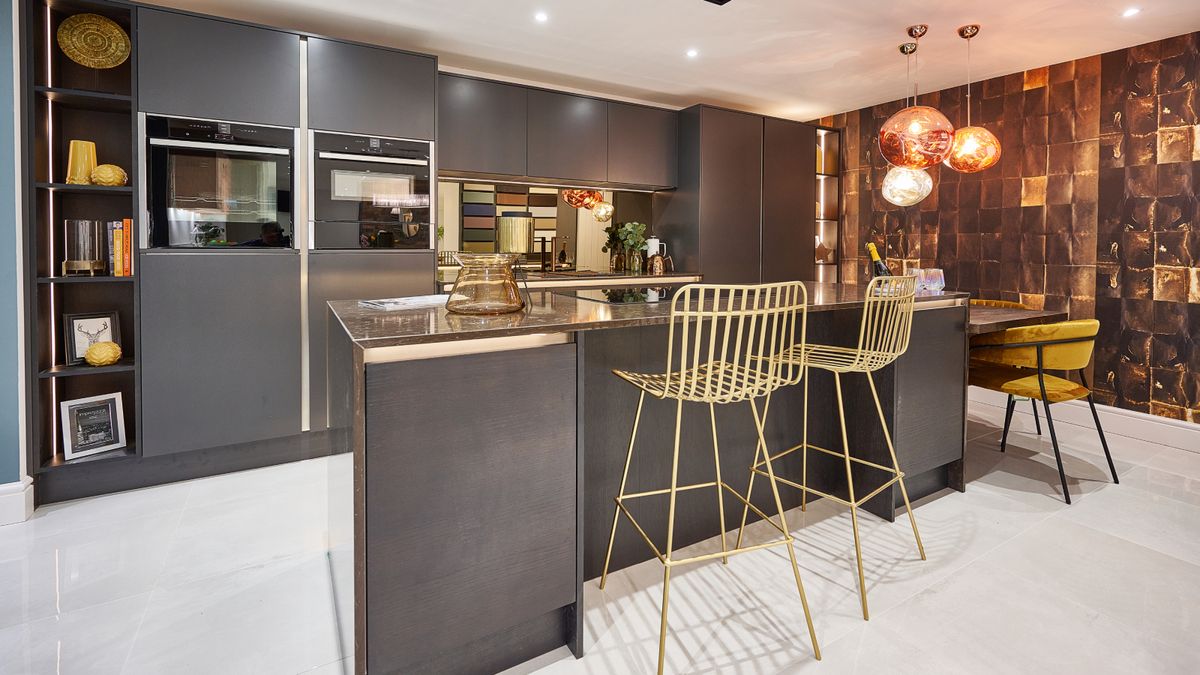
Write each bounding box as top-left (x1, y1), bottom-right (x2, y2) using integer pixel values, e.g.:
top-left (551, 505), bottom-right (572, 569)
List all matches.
top-left (445, 252), bottom-right (525, 315)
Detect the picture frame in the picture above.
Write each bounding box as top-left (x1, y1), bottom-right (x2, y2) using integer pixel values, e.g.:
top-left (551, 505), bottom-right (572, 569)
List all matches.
top-left (60, 392), bottom-right (126, 460)
top-left (63, 311), bottom-right (120, 366)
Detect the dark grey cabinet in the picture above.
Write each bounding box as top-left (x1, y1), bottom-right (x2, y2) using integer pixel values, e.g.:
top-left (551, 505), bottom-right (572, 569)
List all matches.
top-left (663, 106), bottom-right (763, 284)
top-left (608, 102), bottom-right (677, 188)
top-left (307, 38), bottom-right (437, 139)
top-left (762, 117), bottom-right (816, 282)
top-left (526, 90), bottom-right (607, 182)
top-left (137, 9), bottom-right (300, 126)
top-left (140, 253), bottom-right (301, 456)
top-left (308, 251), bottom-right (434, 430)
top-left (438, 74), bottom-right (527, 175)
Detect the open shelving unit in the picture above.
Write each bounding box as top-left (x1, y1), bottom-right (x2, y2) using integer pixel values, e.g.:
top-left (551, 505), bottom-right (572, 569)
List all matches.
top-left (21, 0), bottom-right (140, 474)
top-left (814, 126), bottom-right (841, 283)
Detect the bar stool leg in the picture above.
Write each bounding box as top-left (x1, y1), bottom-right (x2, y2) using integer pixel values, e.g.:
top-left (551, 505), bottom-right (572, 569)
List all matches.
top-left (866, 371), bottom-right (926, 561)
top-left (833, 372), bottom-right (870, 621)
top-left (1031, 398), bottom-right (1042, 435)
top-left (801, 369), bottom-right (811, 512)
top-left (750, 398), bottom-right (821, 660)
top-left (708, 402), bottom-right (728, 564)
top-left (733, 394), bottom-right (770, 551)
top-left (657, 397), bottom-right (685, 675)
top-left (600, 391), bottom-right (646, 590)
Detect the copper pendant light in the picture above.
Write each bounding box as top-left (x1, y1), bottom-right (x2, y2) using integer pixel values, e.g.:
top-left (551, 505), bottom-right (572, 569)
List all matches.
top-left (945, 24), bottom-right (1002, 173)
top-left (878, 28), bottom-right (955, 170)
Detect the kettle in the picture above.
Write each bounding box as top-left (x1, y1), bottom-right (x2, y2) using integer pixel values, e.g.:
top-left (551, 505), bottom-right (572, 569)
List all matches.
top-left (646, 240), bottom-right (672, 276)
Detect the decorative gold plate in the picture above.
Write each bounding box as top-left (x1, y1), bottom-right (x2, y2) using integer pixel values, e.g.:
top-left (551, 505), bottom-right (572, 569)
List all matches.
top-left (57, 14), bottom-right (130, 70)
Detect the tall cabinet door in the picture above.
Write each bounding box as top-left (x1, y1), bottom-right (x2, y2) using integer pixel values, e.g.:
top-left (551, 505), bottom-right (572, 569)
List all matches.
top-left (526, 90), bottom-right (608, 182)
top-left (438, 74), bottom-right (527, 175)
top-left (698, 107), bottom-right (763, 284)
top-left (140, 253), bottom-right (301, 456)
top-left (762, 118), bottom-right (816, 282)
top-left (307, 38), bottom-right (437, 139)
top-left (137, 9), bottom-right (300, 126)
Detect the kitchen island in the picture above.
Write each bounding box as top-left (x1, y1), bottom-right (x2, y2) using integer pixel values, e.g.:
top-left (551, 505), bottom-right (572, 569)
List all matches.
top-left (326, 283), bottom-right (970, 674)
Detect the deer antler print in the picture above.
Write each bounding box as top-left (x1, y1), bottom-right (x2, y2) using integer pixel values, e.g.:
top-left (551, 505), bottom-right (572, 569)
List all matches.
top-left (77, 321), bottom-right (109, 346)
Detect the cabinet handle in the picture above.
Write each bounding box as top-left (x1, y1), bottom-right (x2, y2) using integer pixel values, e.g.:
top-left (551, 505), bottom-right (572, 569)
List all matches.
top-left (317, 151), bottom-right (428, 166)
top-left (149, 138), bottom-right (291, 155)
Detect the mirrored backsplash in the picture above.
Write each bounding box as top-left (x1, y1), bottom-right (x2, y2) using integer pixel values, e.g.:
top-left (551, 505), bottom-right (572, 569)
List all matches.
top-left (436, 180), bottom-right (654, 273)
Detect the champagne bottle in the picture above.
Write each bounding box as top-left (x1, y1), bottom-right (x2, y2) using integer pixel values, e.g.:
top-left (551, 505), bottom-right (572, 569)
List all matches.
top-left (867, 242), bottom-right (891, 277)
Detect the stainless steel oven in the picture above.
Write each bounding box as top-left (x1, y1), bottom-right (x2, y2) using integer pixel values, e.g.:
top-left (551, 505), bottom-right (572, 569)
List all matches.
top-left (144, 114), bottom-right (295, 249)
top-left (310, 131), bottom-right (432, 250)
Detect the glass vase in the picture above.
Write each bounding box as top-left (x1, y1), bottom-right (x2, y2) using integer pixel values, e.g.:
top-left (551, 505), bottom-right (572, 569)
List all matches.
top-left (609, 248), bottom-right (626, 273)
top-left (625, 249), bottom-right (643, 275)
top-left (445, 252), bottom-right (525, 315)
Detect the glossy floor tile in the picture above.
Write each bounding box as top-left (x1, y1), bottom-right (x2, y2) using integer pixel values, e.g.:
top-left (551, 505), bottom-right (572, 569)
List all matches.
top-left (0, 398), bottom-right (1196, 674)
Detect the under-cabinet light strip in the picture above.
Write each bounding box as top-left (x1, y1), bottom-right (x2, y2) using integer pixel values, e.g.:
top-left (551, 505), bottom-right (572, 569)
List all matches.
top-left (438, 176), bottom-right (657, 194)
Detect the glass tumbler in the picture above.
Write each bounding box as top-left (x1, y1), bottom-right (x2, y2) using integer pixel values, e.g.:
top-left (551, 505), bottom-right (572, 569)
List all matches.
top-left (445, 252), bottom-right (525, 315)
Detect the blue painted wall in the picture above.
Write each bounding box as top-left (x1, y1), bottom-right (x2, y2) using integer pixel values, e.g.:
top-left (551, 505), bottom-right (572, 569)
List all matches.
top-left (1, 0), bottom-right (21, 485)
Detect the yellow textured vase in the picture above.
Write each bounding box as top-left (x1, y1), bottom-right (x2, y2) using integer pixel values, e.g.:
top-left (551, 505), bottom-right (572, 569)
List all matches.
top-left (65, 140), bottom-right (97, 185)
top-left (90, 164), bottom-right (127, 186)
top-left (84, 341), bottom-right (122, 366)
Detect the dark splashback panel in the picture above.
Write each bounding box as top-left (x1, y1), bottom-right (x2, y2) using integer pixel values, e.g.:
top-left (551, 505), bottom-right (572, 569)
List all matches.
top-left (815, 31), bottom-right (1199, 423)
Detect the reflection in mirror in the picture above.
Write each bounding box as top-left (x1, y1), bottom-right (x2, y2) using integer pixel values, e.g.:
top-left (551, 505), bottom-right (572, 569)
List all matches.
top-left (436, 180), bottom-right (654, 273)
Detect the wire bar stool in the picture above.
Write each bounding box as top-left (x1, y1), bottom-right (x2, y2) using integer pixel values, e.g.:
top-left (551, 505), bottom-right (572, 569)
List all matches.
top-left (598, 282), bottom-right (821, 673)
top-left (735, 274), bottom-right (926, 621)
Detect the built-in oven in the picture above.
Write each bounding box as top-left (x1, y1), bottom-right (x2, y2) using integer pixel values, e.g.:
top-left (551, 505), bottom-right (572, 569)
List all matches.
top-left (144, 114), bottom-right (295, 249)
top-left (310, 131), bottom-right (432, 249)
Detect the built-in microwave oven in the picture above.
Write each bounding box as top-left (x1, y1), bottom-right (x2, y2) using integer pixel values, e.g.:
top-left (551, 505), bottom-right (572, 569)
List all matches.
top-left (310, 131), bottom-right (433, 250)
top-left (144, 114), bottom-right (295, 249)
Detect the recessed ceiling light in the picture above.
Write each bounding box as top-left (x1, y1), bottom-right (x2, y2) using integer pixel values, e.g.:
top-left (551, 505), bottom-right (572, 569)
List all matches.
top-left (686, 48), bottom-right (699, 58)
top-left (1122, 7), bottom-right (1141, 17)
top-left (534, 11), bottom-right (548, 23)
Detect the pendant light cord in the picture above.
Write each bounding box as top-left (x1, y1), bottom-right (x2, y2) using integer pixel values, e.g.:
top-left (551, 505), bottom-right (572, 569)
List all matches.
top-left (966, 36), bottom-right (972, 126)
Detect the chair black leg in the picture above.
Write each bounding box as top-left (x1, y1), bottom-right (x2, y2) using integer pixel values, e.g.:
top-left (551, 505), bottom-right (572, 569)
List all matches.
top-left (1000, 395), bottom-right (1015, 452)
top-left (1086, 395), bottom-right (1120, 484)
top-left (1039, 398), bottom-right (1071, 505)
top-left (1078, 369), bottom-right (1119, 485)
top-left (1031, 398), bottom-right (1042, 435)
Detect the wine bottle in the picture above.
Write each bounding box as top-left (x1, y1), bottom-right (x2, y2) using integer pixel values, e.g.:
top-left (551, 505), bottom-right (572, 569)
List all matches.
top-left (867, 242), bottom-right (891, 277)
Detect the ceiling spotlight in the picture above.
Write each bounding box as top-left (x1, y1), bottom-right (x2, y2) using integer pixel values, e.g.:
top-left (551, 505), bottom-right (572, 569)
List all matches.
top-left (1122, 7), bottom-right (1140, 17)
top-left (534, 11), bottom-right (548, 23)
top-left (686, 48), bottom-right (699, 58)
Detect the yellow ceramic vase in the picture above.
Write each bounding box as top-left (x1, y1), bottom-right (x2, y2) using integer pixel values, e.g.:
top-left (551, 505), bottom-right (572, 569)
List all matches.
top-left (84, 341), bottom-right (122, 366)
top-left (65, 140), bottom-right (97, 185)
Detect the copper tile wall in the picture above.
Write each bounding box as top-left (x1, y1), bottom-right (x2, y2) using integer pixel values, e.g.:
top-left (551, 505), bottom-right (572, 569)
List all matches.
top-left (815, 31), bottom-right (1199, 423)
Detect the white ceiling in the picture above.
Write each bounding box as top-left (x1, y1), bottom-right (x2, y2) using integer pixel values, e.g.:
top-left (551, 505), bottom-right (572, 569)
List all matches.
top-left (146, 0), bottom-right (1200, 120)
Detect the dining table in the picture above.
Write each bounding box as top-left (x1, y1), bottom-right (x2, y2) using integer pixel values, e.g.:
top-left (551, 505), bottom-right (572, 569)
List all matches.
top-left (967, 306), bottom-right (1069, 335)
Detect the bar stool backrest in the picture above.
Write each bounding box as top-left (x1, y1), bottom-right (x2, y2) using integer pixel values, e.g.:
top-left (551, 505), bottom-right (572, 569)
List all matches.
top-left (664, 282), bottom-right (808, 404)
top-left (854, 275), bottom-right (918, 371)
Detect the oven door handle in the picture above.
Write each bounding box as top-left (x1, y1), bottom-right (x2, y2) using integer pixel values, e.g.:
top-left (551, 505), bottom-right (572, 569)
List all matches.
top-left (317, 151), bottom-right (428, 166)
top-left (148, 138), bottom-right (292, 155)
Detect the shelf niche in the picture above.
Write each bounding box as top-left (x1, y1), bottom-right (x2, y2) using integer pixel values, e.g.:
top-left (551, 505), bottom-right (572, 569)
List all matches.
top-left (24, 0), bottom-right (139, 473)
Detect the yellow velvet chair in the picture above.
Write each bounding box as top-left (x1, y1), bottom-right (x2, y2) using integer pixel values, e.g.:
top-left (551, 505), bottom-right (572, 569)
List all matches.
top-left (969, 319), bottom-right (1118, 504)
top-left (969, 299), bottom-right (1044, 435)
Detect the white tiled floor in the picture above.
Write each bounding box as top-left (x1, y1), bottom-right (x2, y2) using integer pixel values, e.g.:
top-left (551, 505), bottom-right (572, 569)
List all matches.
top-left (1, 397), bottom-right (1197, 674)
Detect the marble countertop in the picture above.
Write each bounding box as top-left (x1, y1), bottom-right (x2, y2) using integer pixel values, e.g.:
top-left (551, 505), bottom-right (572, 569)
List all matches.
top-left (330, 283), bottom-right (970, 350)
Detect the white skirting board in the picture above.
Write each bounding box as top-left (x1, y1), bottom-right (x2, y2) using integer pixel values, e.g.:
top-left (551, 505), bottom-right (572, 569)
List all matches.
top-left (970, 387), bottom-right (1200, 454)
top-left (0, 476), bottom-right (34, 526)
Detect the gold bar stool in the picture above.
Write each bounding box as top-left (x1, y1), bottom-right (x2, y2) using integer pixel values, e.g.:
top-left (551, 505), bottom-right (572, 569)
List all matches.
top-left (736, 275), bottom-right (926, 621)
top-left (598, 282), bottom-right (821, 674)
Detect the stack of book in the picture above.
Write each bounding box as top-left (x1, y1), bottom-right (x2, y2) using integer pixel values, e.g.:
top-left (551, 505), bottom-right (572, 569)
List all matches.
top-left (107, 218), bottom-right (133, 277)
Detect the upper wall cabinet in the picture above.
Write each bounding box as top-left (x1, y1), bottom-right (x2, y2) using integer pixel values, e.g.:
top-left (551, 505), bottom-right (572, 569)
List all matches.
top-left (527, 90), bottom-right (608, 183)
top-left (137, 9), bottom-right (300, 126)
top-left (438, 74), bottom-right (527, 175)
top-left (608, 103), bottom-right (677, 188)
top-left (307, 38), bottom-right (437, 140)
